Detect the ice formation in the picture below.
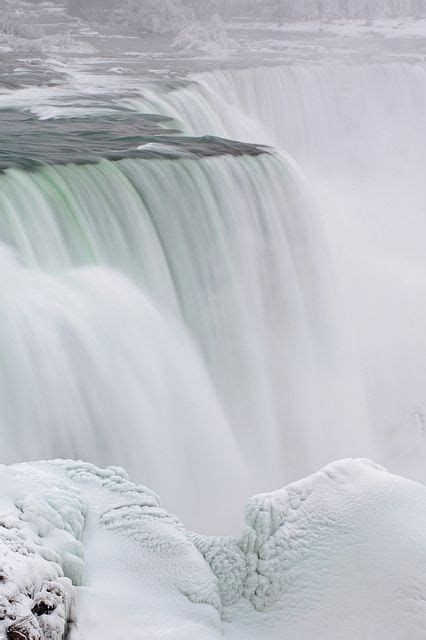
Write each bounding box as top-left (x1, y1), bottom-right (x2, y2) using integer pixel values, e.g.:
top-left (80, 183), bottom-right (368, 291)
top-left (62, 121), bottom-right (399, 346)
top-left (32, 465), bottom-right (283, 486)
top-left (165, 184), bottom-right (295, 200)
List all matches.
top-left (1, 459), bottom-right (425, 639)
top-left (0, 465), bottom-right (83, 639)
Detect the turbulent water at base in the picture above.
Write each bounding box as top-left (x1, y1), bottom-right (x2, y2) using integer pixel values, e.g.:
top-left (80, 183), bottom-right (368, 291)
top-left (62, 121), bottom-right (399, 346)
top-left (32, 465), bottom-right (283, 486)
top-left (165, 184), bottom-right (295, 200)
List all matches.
top-left (136, 61), bottom-right (426, 484)
top-left (2, 55), bottom-right (425, 531)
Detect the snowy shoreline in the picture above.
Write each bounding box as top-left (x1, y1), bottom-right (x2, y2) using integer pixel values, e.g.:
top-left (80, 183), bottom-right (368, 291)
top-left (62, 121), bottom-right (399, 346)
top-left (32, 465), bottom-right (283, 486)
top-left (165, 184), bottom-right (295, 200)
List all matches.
top-left (1, 458), bottom-right (426, 638)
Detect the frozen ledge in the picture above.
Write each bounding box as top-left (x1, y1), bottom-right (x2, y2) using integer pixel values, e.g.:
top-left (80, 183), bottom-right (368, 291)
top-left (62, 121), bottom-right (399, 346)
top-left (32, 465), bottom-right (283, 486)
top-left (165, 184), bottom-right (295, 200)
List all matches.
top-left (0, 458), bottom-right (425, 639)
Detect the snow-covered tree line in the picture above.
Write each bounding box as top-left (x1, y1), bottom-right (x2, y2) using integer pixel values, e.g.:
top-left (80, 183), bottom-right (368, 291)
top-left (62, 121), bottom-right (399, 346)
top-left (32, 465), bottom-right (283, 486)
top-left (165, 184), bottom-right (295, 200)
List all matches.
top-left (65, 0), bottom-right (426, 29)
top-left (66, 0), bottom-right (190, 32)
top-left (244, 0), bottom-right (426, 20)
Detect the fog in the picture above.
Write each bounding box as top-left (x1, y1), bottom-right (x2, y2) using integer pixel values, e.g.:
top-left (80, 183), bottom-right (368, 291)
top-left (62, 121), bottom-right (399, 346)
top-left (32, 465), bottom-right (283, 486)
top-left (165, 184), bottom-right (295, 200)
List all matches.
top-left (1, 1), bottom-right (426, 638)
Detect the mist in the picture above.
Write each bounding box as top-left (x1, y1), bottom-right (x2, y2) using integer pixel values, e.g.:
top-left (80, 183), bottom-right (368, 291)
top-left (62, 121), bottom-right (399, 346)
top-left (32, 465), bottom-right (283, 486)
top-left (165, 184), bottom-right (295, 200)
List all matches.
top-left (0, 1), bottom-right (426, 639)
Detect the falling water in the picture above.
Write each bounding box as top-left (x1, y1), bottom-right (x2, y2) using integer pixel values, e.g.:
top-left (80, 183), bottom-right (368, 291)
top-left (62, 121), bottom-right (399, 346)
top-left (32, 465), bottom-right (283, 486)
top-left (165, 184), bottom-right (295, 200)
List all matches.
top-left (0, 141), bottom-right (370, 532)
top-left (133, 61), bottom-right (426, 482)
top-left (4, 56), bottom-right (425, 531)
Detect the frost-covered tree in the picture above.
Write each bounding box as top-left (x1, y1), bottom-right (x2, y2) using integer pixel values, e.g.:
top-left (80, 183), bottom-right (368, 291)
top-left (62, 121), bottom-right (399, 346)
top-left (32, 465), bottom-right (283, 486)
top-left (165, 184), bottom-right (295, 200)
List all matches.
top-left (119, 0), bottom-right (189, 34)
top-left (66, 0), bottom-right (190, 33)
top-left (219, 0), bottom-right (426, 19)
top-left (64, 0), bottom-right (426, 25)
top-left (66, 0), bottom-right (116, 21)
top-left (0, 0), bottom-right (44, 39)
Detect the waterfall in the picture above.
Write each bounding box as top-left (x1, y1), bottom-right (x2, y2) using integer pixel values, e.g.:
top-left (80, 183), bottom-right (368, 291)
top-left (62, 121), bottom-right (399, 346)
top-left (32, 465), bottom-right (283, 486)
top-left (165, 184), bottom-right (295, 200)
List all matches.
top-left (0, 244), bottom-right (249, 533)
top-left (0, 147), bottom-right (368, 532)
top-left (4, 57), bottom-right (424, 530)
top-left (135, 62), bottom-right (426, 264)
top-left (133, 63), bottom-right (426, 175)
top-left (132, 61), bottom-right (426, 482)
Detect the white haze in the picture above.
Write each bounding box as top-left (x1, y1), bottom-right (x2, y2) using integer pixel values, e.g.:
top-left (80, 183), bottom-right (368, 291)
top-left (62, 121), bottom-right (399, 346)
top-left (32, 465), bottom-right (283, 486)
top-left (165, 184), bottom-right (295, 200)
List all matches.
top-left (0, 2), bottom-right (425, 526)
top-left (0, 2), bottom-right (426, 639)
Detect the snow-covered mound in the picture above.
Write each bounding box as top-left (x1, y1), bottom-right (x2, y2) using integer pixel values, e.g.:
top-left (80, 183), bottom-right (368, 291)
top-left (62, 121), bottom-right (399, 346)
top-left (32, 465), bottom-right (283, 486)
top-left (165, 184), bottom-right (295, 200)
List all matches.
top-left (1, 459), bottom-right (425, 639)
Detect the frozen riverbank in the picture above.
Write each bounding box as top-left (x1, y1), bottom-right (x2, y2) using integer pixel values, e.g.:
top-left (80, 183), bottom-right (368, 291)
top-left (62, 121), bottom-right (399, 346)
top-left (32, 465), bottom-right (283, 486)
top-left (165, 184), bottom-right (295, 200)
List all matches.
top-left (1, 458), bottom-right (426, 639)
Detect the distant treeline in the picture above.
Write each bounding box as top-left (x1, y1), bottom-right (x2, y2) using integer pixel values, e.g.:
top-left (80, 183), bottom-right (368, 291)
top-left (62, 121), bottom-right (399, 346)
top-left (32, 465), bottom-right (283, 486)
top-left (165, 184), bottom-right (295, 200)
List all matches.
top-left (65, 0), bottom-right (426, 30)
top-left (221, 0), bottom-right (426, 19)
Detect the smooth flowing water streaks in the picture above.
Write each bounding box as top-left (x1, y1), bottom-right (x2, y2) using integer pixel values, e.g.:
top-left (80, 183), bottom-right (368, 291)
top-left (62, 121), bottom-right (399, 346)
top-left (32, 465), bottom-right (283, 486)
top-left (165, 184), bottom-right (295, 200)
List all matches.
top-left (134, 63), bottom-right (426, 172)
top-left (9, 56), bottom-right (424, 529)
top-left (0, 151), bottom-right (371, 521)
top-left (137, 61), bottom-right (426, 482)
top-left (0, 244), bottom-right (248, 533)
top-left (137, 62), bottom-right (426, 252)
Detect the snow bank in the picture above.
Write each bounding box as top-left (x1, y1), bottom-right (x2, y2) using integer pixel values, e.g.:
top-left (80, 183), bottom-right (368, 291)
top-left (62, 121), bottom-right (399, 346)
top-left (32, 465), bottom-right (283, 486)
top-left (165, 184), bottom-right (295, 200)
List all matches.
top-left (0, 465), bottom-right (84, 639)
top-left (1, 459), bottom-right (426, 638)
top-left (225, 458), bottom-right (426, 638)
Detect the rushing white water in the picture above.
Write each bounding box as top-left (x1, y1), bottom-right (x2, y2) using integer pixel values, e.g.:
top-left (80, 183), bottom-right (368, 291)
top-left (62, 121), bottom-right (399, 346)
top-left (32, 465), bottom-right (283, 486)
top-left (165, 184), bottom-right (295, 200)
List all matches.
top-left (134, 61), bottom-right (426, 482)
top-left (0, 150), bottom-right (370, 531)
top-left (134, 63), bottom-right (426, 173)
top-left (0, 245), bottom-right (251, 532)
top-left (2, 56), bottom-right (425, 531)
top-left (134, 62), bottom-right (426, 262)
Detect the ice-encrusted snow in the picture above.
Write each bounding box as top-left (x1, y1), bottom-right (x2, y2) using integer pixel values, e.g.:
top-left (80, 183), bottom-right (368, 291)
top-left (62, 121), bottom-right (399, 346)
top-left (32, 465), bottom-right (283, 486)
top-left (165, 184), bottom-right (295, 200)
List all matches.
top-left (1, 458), bottom-right (426, 638)
top-left (0, 464), bottom-right (84, 639)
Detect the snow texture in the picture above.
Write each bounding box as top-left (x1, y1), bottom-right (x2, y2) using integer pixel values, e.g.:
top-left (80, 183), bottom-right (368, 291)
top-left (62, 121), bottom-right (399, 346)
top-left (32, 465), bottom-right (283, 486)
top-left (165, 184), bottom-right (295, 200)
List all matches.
top-left (0, 465), bottom-right (84, 639)
top-left (1, 458), bottom-right (426, 638)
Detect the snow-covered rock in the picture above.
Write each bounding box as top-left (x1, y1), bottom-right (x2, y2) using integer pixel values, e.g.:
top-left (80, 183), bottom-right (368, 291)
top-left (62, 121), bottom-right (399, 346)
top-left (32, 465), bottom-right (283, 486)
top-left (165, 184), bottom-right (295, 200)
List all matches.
top-left (0, 459), bottom-right (425, 638)
top-left (0, 464), bottom-right (84, 639)
top-left (226, 458), bottom-right (426, 639)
